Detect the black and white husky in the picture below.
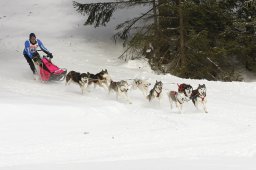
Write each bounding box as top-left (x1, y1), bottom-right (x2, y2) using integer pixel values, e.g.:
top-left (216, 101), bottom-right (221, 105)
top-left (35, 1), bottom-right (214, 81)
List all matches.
top-left (147, 81), bottom-right (163, 102)
top-left (191, 84), bottom-right (208, 113)
top-left (87, 69), bottom-right (111, 90)
top-left (66, 70), bottom-right (89, 94)
top-left (167, 83), bottom-right (193, 113)
top-left (177, 83), bottom-right (193, 101)
top-left (131, 79), bottom-right (151, 97)
top-left (108, 80), bottom-right (132, 104)
top-left (167, 91), bottom-right (187, 113)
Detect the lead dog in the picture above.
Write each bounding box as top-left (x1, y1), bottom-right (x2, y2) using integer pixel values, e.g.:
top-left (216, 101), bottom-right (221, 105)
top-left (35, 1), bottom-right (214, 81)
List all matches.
top-left (131, 79), bottom-right (151, 97)
top-left (191, 84), bottom-right (208, 113)
top-left (108, 80), bottom-right (132, 104)
top-left (66, 70), bottom-right (89, 94)
top-left (147, 81), bottom-right (163, 102)
top-left (87, 69), bottom-right (111, 90)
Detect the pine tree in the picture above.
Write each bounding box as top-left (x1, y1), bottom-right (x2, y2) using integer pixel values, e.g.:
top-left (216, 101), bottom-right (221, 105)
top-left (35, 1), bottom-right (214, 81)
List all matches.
top-left (73, 0), bottom-right (256, 81)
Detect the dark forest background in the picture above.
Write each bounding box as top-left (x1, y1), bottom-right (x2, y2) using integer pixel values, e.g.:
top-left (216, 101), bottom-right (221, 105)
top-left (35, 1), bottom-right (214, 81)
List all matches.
top-left (73, 0), bottom-right (256, 81)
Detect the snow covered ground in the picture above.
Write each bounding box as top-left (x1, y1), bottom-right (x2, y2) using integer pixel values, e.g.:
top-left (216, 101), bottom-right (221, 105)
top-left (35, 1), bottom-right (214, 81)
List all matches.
top-left (1, 0), bottom-right (256, 169)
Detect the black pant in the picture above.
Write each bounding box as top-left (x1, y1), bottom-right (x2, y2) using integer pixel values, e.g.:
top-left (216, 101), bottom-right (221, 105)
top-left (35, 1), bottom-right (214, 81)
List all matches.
top-left (23, 54), bottom-right (36, 74)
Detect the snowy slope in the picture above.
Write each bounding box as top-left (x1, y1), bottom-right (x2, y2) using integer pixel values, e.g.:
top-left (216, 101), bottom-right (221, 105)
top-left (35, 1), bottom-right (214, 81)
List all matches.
top-left (1, 0), bottom-right (256, 169)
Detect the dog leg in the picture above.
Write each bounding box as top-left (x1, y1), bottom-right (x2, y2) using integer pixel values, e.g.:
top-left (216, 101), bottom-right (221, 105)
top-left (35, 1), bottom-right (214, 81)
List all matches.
top-left (180, 103), bottom-right (183, 113)
top-left (159, 93), bottom-right (162, 102)
top-left (158, 96), bottom-right (161, 106)
top-left (83, 84), bottom-right (89, 94)
top-left (195, 102), bottom-right (199, 110)
top-left (203, 105), bottom-right (208, 113)
top-left (177, 103), bottom-right (183, 113)
top-left (193, 99), bottom-right (199, 110)
top-left (116, 92), bottom-right (119, 101)
top-left (175, 101), bottom-right (178, 108)
top-left (80, 85), bottom-right (84, 94)
top-left (143, 90), bottom-right (147, 97)
top-left (65, 79), bottom-right (71, 86)
top-left (202, 101), bottom-right (208, 113)
top-left (102, 82), bottom-right (109, 91)
top-left (147, 96), bottom-right (152, 102)
top-left (124, 92), bottom-right (132, 104)
top-left (97, 82), bottom-right (108, 90)
top-left (168, 97), bottom-right (173, 110)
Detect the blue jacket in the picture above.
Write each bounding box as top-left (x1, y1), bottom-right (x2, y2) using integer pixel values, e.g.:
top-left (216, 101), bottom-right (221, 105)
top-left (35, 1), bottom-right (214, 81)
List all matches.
top-left (23, 39), bottom-right (50, 59)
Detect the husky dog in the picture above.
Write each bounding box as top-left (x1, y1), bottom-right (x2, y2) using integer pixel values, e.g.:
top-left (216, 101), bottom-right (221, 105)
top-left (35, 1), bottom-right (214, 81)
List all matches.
top-left (87, 69), bottom-right (111, 89)
top-left (167, 91), bottom-right (187, 113)
top-left (191, 84), bottom-right (208, 113)
top-left (109, 80), bottom-right (132, 104)
top-left (131, 79), bottom-right (151, 97)
top-left (147, 81), bottom-right (163, 102)
top-left (177, 83), bottom-right (193, 101)
top-left (66, 71), bottom-right (89, 94)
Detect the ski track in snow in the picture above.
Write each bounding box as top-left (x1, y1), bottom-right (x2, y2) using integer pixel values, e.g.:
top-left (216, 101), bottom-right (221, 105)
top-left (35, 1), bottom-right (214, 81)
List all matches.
top-left (1, 0), bottom-right (256, 169)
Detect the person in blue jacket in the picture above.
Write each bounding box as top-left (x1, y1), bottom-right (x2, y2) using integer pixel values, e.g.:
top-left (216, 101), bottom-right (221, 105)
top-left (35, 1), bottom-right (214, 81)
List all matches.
top-left (23, 33), bottom-right (53, 75)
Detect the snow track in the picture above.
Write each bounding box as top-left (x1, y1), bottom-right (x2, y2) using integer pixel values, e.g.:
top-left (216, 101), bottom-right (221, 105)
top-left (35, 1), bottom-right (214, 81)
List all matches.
top-left (1, 0), bottom-right (256, 169)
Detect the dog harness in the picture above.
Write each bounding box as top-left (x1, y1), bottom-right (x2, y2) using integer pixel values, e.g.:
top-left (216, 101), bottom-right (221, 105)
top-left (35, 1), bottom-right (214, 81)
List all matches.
top-left (192, 91), bottom-right (206, 101)
top-left (199, 94), bottom-right (206, 101)
top-left (155, 89), bottom-right (161, 97)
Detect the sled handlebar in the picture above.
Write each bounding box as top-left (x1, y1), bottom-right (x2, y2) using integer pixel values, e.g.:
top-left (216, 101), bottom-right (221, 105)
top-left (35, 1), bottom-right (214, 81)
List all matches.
top-left (35, 50), bottom-right (52, 59)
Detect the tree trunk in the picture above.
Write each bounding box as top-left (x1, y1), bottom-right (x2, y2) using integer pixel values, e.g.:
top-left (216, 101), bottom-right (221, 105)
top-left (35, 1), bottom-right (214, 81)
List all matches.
top-left (178, 0), bottom-right (185, 66)
top-left (153, 0), bottom-right (158, 35)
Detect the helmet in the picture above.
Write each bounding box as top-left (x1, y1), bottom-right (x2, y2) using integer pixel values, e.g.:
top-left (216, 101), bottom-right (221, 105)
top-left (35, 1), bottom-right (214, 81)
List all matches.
top-left (29, 33), bottom-right (36, 39)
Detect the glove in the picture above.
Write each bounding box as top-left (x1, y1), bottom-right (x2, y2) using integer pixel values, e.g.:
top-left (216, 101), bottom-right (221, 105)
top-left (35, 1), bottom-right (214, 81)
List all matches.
top-left (47, 53), bottom-right (53, 59)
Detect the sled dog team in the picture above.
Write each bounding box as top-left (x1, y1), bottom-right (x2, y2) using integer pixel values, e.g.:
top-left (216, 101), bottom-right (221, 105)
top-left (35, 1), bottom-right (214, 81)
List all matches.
top-left (66, 70), bottom-right (208, 113)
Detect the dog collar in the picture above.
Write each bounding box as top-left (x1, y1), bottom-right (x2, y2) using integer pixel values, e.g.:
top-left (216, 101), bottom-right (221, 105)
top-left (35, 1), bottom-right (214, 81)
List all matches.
top-left (199, 95), bottom-right (205, 101)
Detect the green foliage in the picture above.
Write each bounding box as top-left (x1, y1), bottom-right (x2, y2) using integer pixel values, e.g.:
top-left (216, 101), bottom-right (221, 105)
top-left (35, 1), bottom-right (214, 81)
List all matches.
top-left (73, 0), bottom-right (256, 81)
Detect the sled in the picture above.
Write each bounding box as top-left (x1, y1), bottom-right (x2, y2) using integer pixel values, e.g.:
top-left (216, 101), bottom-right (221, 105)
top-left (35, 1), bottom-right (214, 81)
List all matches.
top-left (33, 53), bottom-right (67, 82)
top-left (39, 57), bottom-right (67, 81)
